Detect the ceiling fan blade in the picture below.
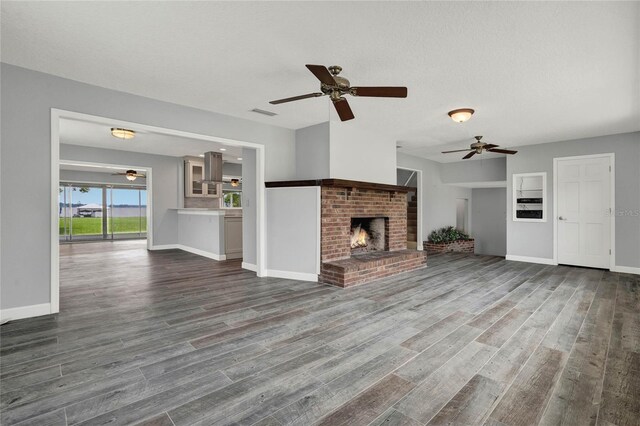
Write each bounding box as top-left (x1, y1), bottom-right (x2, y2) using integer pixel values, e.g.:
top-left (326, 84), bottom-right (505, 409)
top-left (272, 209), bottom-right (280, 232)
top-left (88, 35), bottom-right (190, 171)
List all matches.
top-left (332, 98), bottom-right (355, 121)
top-left (305, 64), bottom-right (336, 86)
top-left (487, 148), bottom-right (518, 155)
top-left (483, 144), bottom-right (499, 149)
top-left (463, 151), bottom-right (477, 159)
top-left (269, 92), bottom-right (324, 105)
top-left (442, 148), bottom-right (474, 154)
top-left (351, 87), bottom-right (408, 98)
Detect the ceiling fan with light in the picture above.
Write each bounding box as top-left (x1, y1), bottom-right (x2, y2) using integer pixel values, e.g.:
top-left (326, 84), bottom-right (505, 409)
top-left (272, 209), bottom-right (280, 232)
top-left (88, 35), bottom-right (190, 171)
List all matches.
top-left (269, 64), bottom-right (408, 121)
top-left (442, 136), bottom-right (518, 160)
top-left (112, 169), bottom-right (146, 181)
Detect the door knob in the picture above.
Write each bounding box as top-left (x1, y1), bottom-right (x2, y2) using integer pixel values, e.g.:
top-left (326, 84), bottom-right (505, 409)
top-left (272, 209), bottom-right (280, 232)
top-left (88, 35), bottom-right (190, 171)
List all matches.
top-left (559, 216), bottom-right (566, 220)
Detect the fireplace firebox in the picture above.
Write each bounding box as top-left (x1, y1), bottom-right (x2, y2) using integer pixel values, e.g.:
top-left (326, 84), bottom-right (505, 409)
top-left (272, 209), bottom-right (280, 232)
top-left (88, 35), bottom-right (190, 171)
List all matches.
top-left (350, 217), bottom-right (388, 254)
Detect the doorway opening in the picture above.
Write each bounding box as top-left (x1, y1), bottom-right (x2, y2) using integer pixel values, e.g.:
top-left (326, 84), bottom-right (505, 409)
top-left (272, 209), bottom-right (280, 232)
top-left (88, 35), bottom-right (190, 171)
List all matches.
top-left (456, 198), bottom-right (469, 233)
top-left (59, 164), bottom-right (149, 242)
top-left (51, 109), bottom-right (266, 315)
top-left (397, 167), bottom-right (423, 250)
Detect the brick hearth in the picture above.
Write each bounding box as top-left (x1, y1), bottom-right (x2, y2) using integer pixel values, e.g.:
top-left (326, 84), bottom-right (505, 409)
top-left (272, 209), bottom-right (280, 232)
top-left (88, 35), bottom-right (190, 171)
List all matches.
top-left (319, 181), bottom-right (427, 287)
top-left (266, 179), bottom-right (428, 287)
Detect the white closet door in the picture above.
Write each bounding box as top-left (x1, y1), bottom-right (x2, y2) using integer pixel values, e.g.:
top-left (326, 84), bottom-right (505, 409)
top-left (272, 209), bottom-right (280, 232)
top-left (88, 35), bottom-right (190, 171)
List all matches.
top-left (557, 155), bottom-right (611, 268)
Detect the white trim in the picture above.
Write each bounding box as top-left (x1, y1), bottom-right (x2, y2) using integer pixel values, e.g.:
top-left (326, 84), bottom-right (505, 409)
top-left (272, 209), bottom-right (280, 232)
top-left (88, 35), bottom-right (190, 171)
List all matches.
top-left (51, 117), bottom-right (60, 314)
top-left (150, 244), bottom-right (226, 260)
top-left (512, 172), bottom-right (547, 222)
top-left (50, 109), bottom-right (266, 320)
top-left (506, 255), bottom-right (557, 265)
top-left (0, 303), bottom-right (52, 322)
top-left (553, 153), bottom-right (615, 270)
top-left (611, 265), bottom-right (640, 275)
top-left (397, 166), bottom-right (423, 250)
top-left (149, 244), bottom-right (180, 250)
top-left (256, 145), bottom-right (266, 277)
top-left (316, 186), bottom-right (322, 274)
top-left (176, 245), bottom-right (226, 261)
top-left (242, 262), bottom-right (258, 272)
top-left (266, 269), bottom-right (319, 282)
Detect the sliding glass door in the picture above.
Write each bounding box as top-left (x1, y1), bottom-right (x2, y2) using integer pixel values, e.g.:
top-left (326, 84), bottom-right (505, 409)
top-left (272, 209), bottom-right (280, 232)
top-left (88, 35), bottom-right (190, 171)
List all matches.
top-left (59, 183), bottom-right (146, 242)
top-left (107, 187), bottom-right (147, 239)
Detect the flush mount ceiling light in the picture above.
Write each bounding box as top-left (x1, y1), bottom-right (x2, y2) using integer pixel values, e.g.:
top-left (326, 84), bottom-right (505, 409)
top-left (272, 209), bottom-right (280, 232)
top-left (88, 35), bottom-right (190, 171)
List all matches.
top-left (220, 148), bottom-right (227, 151)
top-left (447, 108), bottom-right (475, 123)
top-left (237, 157), bottom-right (243, 161)
top-left (111, 169), bottom-right (145, 181)
top-left (111, 128), bottom-right (135, 140)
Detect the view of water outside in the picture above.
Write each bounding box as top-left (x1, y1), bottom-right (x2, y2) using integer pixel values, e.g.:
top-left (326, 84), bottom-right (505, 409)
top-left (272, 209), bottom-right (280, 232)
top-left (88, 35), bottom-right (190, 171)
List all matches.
top-left (59, 185), bottom-right (147, 239)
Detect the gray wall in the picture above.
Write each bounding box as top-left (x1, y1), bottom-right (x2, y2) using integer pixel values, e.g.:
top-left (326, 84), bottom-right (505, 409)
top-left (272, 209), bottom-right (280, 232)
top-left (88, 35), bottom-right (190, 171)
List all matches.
top-left (1, 63), bottom-right (294, 310)
top-left (506, 132), bottom-right (640, 268)
top-left (440, 158), bottom-right (506, 184)
top-left (60, 144), bottom-right (182, 247)
top-left (295, 123), bottom-right (330, 180)
top-left (242, 148), bottom-right (257, 266)
top-left (397, 153), bottom-right (473, 240)
top-left (266, 187), bottom-right (320, 276)
top-left (472, 188), bottom-right (507, 256)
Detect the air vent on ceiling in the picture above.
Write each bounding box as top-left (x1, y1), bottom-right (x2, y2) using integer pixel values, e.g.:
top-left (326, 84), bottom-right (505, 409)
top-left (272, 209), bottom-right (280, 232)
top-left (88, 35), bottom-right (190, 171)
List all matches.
top-left (251, 108), bottom-right (277, 117)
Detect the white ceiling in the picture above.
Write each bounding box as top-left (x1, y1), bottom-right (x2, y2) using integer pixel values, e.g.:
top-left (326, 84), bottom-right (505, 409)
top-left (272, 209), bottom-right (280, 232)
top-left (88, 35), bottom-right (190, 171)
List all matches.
top-left (59, 117), bottom-right (244, 162)
top-left (2, 2), bottom-right (639, 163)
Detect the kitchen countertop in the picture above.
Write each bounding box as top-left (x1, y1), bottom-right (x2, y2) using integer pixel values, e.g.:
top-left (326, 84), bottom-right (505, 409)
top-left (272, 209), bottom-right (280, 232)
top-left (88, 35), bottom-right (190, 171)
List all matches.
top-left (172, 208), bottom-right (242, 217)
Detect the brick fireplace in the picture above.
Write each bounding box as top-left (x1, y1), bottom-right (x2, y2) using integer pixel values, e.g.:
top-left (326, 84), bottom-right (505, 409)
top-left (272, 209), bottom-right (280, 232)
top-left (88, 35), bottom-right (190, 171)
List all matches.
top-left (266, 179), bottom-right (427, 287)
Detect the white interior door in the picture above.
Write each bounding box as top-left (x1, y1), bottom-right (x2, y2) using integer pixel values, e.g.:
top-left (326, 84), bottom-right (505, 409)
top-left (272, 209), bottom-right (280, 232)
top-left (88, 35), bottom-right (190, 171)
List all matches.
top-left (557, 155), bottom-right (611, 268)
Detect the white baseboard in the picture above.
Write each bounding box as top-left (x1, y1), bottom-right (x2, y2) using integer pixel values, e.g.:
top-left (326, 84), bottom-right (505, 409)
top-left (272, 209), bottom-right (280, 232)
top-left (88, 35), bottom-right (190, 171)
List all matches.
top-left (151, 244), bottom-right (226, 261)
top-left (506, 255), bottom-right (557, 265)
top-left (242, 262), bottom-right (258, 272)
top-left (611, 265), bottom-right (640, 275)
top-left (266, 269), bottom-right (318, 282)
top-left (0, 303), bottom-right (52, 322)
top-left (149, 244), bottom-right (179, 250)
top-left (176, 245), bottom-right (226, 261)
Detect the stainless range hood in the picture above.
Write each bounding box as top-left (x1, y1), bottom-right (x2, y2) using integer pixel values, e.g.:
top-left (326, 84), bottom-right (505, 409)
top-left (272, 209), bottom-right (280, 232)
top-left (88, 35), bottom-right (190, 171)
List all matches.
top-left (199, 151), bottom-right (223, 184)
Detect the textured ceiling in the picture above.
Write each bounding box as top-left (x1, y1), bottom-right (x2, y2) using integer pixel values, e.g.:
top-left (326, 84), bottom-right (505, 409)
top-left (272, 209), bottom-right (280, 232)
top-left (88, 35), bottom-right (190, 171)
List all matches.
top-left (2, 1), bottom-right (639, 162)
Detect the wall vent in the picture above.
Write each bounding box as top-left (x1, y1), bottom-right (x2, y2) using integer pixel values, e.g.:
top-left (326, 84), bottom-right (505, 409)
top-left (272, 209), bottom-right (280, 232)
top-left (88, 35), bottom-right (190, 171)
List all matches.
top-left (251, 108), bottom-right (277, 117)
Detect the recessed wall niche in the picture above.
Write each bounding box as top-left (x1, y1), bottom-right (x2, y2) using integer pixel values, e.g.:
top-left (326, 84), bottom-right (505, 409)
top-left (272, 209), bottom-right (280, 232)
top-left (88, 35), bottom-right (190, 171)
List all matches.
top-left (513, 172), bottom-right (546, 222)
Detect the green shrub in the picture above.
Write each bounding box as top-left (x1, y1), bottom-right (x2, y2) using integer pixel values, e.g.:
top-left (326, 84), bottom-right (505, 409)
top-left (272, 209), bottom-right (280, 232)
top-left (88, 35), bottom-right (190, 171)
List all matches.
top-left (428, 226), bottom-right (471, 244)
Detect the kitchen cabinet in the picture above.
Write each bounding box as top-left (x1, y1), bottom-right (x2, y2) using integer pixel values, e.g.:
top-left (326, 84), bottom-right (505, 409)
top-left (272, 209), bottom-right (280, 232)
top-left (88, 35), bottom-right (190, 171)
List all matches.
top-left (224, 217), bottom-right (243, 259)
top-left (185, 159), bottom-right (221, 198)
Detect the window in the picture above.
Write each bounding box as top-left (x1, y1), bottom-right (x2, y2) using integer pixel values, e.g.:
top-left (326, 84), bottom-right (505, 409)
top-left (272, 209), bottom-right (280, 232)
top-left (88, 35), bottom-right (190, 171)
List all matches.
top-left (222, 190), bottom-right (242, 208)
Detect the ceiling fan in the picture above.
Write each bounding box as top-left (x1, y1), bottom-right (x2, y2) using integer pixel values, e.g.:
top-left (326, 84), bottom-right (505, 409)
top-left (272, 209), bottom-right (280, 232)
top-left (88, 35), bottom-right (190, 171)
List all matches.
top-left (112, 169), bottom-right (146, 181)
top-left (269, 64), bottom-right (407, 121)
top-left (442, 136), bottom-right (518, 160)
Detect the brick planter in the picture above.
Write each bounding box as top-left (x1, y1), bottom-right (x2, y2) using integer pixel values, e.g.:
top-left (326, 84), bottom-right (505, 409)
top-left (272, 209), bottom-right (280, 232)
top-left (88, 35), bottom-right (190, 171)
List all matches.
top-left (424, 239), bottom-right (474, 254)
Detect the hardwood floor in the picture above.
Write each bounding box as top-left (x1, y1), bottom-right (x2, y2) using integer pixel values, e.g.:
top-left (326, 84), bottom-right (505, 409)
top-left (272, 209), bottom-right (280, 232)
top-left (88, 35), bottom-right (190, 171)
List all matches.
top-left (1, 240), bottom-right (638, 425)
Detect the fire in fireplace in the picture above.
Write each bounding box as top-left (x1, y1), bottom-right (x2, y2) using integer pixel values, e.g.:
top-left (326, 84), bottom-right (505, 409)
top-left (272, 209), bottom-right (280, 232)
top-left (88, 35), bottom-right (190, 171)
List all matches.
top-left (350, 217), bottom-right (387, 254)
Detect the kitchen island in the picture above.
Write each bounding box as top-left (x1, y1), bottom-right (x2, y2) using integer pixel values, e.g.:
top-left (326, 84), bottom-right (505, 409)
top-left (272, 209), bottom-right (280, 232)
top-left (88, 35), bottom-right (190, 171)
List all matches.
top-left (174, 209), bottom-right (242, 260)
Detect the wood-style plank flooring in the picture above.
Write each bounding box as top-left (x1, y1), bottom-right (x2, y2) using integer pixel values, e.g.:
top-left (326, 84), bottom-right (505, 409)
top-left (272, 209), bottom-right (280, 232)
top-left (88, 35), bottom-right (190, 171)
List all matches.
top-left (1, 240), bottom-right (639, 425)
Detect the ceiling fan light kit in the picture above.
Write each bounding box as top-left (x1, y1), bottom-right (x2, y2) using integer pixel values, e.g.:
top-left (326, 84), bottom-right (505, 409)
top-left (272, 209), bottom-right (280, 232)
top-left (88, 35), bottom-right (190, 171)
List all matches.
top-left (269, 64), bottom-right (408, 121)
top-left (110, 128), bottom-right (136, 140)
top-left (447, 108), bottom-right (475, 123)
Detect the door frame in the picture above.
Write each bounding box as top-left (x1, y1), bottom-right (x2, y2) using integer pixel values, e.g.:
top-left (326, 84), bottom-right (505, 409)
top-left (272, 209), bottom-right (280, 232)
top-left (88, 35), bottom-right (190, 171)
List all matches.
top-left (552, 153), bottom-right (615, 270)
top-left (397, 166), bottom-right (423, 250)
top-left (51, 109), bottom-right (267, 314)
top-left (58, 162), bottom-right (152, 242)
